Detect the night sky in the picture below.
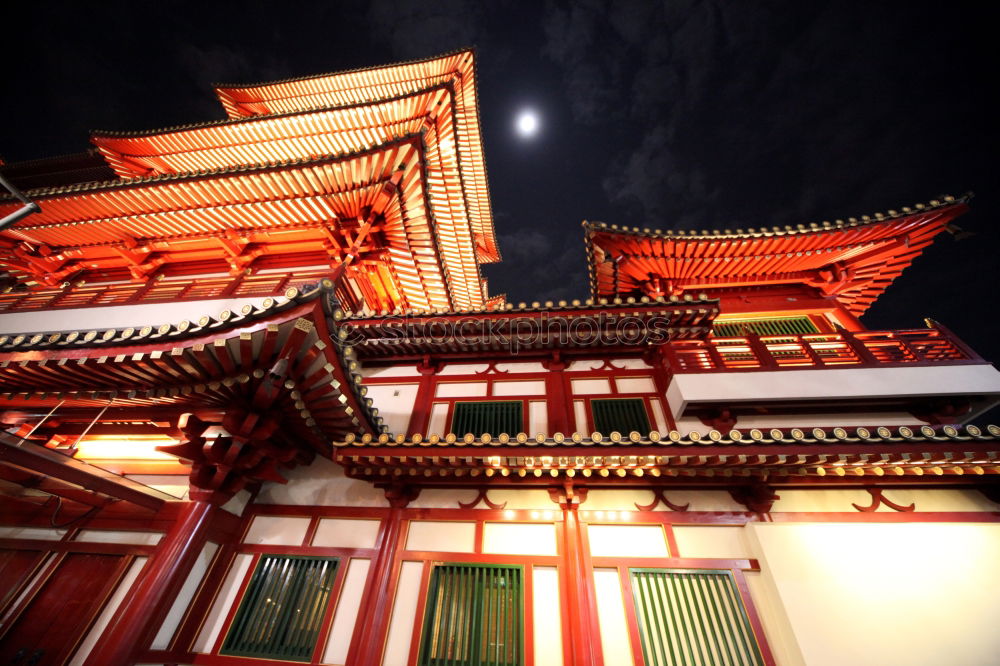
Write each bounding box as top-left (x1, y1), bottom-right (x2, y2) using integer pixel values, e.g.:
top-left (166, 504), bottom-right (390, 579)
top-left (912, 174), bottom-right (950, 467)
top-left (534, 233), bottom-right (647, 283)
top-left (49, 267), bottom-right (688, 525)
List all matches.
top-left (3, 1), bottom-right (998, 407)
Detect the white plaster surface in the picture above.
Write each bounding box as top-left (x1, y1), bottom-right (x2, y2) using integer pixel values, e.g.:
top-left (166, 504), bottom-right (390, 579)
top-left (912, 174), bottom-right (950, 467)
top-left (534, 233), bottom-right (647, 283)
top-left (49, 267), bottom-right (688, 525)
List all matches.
top-left (588, 524), bottom-right (668, 558)
top-left (437, 363), bottom-right (489, 375)
top-left (488, 488), bottom-right (556, 510)
top-left (583, 489), bottom-right (655, 511)
top-left (493, 380), bottom-right (546, 396)
top-left (406, 521), bottom-right (476, 553)
top-left (483, 522), bottom-right (557, 555)
top-left (75, 530), bottom-right (163, 546)
top-left (436, 382), bottom-right (488, 397)
top-left (615, 376), bottom-right (656, 393)
top-left (407, 487), bottom-right (479, 508)
top-left (667, 364), bottom-right (1000, 417)
top-left (152, 542), bottom-right (219, 649)
top-left (571, 378), bottom-right (612, 394)
top-left (533, 566), bottom-right (564, 666)
top-left (649, 398), bottom-right (668, 432)
top-left (593, 568), bottom-right (633, 666)
top-left (363, 383), bottom-right (419, 435)
top-left (573, 399), bottom-right (588, 433)
top-left (321, 558), bottom-right (371, 665)
top-left (672, 526), bottom-right (750, 559)
top-left (194, 553), bottom-right (253, 653)
top-left (243, 515), bottom-right (311, 545)
top-left (254, 456), bottom-right (388, 507)
top-left (494, 361), bottom-right (547, 373)
top-left (220, 489), bottom-right (252, 517)
top-left (750, 522), bottom-right (1000, 666)
top-left (382, 560), bottom-right (424, 666)
top-left (428, 402), bottom-right (450, 436)
top-left (528, 400), bottom-right (548, 435)
top-left (361, 364), bottom-right (421, 378)
top-left (312, 518), bottom-right (381, 549)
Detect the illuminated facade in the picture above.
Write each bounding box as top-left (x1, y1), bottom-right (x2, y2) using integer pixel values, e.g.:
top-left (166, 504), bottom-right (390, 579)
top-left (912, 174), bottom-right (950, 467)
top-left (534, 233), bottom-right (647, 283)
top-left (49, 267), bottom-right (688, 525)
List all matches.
top-left (1, 50), bottom-right (1000, 666)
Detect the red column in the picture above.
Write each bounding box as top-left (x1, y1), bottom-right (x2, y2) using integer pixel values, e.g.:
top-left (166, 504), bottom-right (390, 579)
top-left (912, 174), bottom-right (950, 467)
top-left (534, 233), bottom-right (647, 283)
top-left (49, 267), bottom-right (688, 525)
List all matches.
top-left (543, 354), bottom-right (572, 434)
top-left (405, 358), bottom-right (438, 435)
top-left (84, 499), bottom-right (216, 666)
top-left (346, 485), bottom-right (417, 666)
top-left (555, 485), bottom-right (602, 666)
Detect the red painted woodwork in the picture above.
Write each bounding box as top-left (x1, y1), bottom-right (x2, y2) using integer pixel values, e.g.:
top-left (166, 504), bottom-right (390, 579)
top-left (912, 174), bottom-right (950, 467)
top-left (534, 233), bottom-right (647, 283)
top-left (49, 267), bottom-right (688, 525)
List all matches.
top-left (85, 500), bottom-right (216, 666)
top-left (0, 549), bottom-right (45, 609)
top-left (552, 488), bottom-right (603, 666)
top-left (0, 552), bottom-right (131, 666)
top-left (667, 325), bottom-right (977, 373)
top-left (346, 485), bottom-right (417, 665)
top-left (585, 199), bottom-right (967, 316)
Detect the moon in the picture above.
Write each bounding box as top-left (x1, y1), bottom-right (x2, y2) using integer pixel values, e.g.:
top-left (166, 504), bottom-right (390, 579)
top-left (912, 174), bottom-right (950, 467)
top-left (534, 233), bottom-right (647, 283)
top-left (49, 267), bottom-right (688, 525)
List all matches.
top-left (516, 110), bottom-right (539, 137)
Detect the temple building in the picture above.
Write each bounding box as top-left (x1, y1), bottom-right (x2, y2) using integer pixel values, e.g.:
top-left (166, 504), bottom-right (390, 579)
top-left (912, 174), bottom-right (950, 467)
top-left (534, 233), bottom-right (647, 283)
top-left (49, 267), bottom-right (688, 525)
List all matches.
top-left (1, 49), bottom-right (999, 666)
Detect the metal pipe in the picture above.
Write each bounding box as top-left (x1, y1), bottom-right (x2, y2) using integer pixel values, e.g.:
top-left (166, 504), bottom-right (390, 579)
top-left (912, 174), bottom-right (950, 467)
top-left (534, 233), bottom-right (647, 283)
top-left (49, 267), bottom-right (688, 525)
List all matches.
top-left (15, 399), bottom-right (65, 447)
top-left (0, 171), bottom-right (41, 232)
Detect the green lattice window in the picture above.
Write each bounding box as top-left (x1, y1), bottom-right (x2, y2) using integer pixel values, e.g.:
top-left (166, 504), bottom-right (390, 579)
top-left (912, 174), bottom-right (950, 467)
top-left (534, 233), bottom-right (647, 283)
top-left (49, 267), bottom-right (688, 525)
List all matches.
top-left (630, 568), bottom-right (764, 666)
top-left (418, 563), bottom-right (524, 666)
top-left (712, 316), bottom-right (819, 337)
top-left (221, 555), bottom-right (339, 662)
top-left (592, 398), bottom-right (651, 435)
top-left (452, 401), bottom-right (523, 436)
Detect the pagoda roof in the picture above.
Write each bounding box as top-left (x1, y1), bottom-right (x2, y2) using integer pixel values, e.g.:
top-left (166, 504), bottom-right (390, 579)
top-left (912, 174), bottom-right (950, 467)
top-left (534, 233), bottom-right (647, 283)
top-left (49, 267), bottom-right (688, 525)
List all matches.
top-left (211, 49), bottom-right (498, 263)
top-left (0, 135), bottom-right (486, 312)
top-left (90, 83), bottom-right (498, 271)
top-left (585, 196), bottom-right (970, 315)
top-left (0, 280), bottom-right (384, 442)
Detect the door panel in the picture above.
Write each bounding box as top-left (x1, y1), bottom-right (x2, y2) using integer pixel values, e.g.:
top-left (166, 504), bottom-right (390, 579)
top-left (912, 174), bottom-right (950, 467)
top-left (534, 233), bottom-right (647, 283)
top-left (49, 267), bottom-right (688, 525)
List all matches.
top-left (0, 552), bottom-right (128, 666)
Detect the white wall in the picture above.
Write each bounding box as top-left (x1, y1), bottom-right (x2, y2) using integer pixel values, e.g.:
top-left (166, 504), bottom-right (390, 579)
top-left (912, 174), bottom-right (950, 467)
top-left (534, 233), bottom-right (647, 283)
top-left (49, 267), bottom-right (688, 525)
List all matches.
top-left (253, 456), bottom-right (388, 507)
top-left (321, 558), bottom-right (371, 665)
top-left (668, 364), bottom-right (1000, 419)
top-left (361, 383), bottom-right (419, 435)
top-left (750, 522), bottom-right (1000, 666)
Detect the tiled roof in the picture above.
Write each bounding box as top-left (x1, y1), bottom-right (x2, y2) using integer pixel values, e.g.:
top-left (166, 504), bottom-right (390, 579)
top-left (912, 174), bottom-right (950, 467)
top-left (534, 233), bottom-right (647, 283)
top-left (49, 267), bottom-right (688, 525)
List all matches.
top-left (584, 195), bottom-right (970, 315)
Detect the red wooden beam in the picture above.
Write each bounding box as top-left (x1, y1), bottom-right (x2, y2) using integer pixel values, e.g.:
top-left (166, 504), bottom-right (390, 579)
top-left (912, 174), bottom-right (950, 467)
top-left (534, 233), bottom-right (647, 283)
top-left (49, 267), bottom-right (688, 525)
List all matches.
top-left (0, 432), bottom-right (171, 512)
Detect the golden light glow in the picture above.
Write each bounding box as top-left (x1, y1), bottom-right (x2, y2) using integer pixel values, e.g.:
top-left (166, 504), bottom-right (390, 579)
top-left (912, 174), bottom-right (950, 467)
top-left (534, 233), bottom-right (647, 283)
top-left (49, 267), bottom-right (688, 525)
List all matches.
top-left (74, 436), bottom-right (178, 461)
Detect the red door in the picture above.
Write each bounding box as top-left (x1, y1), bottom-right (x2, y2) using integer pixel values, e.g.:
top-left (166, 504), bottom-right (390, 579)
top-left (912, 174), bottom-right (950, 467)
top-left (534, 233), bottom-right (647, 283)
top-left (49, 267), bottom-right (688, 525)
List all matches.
top-left (0, 550), bottom-right (46, 610)
top-left (0, 552), bottom-right (130, 666)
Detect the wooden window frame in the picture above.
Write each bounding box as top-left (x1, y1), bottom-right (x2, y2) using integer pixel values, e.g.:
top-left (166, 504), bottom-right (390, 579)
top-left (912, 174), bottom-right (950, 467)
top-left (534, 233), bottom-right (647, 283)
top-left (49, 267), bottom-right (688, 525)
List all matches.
top-left (590, 397), bottom-right (653, 436)
top-left (628, 567), bottom-right (765, 666)
top-left (219, 554), bottom-right (340, 662)
top-left (450, 400), bottom-right (525, 437)
top-left (417, 562), bottom-right (526, 666)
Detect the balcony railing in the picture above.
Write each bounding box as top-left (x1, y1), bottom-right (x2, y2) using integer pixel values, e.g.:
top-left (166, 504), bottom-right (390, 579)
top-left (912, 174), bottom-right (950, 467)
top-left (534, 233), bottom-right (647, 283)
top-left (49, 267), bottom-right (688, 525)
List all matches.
top-left (664, 320), bottom-right (982, 373)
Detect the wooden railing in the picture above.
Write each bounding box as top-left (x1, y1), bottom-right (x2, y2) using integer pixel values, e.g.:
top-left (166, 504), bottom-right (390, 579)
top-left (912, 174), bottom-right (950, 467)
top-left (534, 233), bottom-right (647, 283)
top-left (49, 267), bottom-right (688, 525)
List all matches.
top-left (664, 320), bottom-right (982, 373)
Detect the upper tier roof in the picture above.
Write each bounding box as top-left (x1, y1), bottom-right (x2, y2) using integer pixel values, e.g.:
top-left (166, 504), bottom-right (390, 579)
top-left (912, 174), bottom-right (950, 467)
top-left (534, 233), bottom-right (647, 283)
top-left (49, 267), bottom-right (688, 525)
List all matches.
top-left (0, 136), bottom-right (487, 312)
top-left (210, 49), bottom-right (498, 263)
top-left (584, 196), bottom-right (969, 315)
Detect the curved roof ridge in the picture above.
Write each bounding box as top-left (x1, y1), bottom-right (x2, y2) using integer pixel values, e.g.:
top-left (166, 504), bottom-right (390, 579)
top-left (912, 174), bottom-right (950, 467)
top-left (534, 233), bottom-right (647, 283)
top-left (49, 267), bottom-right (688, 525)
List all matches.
top-left (90, 82), bottom-right (452, 140)
top-left (584, 193), bottom-right (972, 240)
top-left (212, 47), bottom-right (474, 91)
top-left (1, 133), bottom-right (421, 201)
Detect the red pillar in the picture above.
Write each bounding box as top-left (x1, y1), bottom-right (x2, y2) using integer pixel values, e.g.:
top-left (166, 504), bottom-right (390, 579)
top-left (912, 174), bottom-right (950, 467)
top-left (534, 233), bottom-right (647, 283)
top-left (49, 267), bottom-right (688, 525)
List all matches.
top-left (346, 485), bottom-right (417, 666)
top-left (405, 358), bottom-right (438, 436)
top-left (543, 354), bottom-right (573, 434)
top-left (555, 484), bottom-right (602, 666)
top-left (84, 499), bottom-right (216, 666)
